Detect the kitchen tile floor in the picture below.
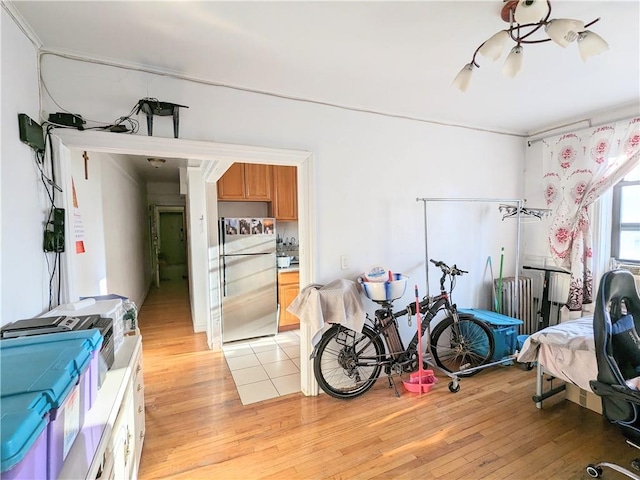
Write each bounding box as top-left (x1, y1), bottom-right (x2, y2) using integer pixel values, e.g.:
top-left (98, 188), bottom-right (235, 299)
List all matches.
top-left (222, 330), bottom-right (301, 405)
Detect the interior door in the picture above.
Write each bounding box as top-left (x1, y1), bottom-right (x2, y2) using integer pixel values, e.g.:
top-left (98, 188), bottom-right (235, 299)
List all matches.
top-left (149, 206), bottom-right (160, 288)
top-left (159, 211), bottom-right (187, 281)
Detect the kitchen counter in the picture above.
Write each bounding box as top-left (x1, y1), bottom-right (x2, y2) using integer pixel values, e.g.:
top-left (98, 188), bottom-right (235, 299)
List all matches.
top-left (277, 269), bottom-right (300, 330)
top-left (277, 266), bottom-right (299, 273)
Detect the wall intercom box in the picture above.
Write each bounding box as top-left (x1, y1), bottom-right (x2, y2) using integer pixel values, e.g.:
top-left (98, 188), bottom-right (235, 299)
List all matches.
top-left (44, 208), bottom-right (65, 253)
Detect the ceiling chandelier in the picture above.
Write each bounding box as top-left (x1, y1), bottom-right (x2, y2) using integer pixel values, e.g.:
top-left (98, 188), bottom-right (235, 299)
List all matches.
top-left (453, 0), bottom-right (609, 92)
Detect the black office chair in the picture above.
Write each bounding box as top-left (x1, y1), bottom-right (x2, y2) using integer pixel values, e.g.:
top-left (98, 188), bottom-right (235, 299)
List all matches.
top-left (587, 269), bottom-right (640, 479)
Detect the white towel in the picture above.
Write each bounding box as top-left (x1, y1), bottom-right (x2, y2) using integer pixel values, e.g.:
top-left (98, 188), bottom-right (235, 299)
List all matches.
top-left (64, 298), bottom-right (97, 311)
top-left (287, 279), bottom-right (366, 346)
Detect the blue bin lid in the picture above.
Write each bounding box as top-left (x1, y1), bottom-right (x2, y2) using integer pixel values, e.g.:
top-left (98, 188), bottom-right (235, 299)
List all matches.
top-left (0, 392), bottom-right (51, 472)
top-left (0, 330), bottom-right (103, 408)
top-left (458, 308), bottom-right (524, 326)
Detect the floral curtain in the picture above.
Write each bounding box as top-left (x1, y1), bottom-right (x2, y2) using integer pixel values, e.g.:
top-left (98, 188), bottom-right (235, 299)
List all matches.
top-left (543, 117), bottom-right (640, 313)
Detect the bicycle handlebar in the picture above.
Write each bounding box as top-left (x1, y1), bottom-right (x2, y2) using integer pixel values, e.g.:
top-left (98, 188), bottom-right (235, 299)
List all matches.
top-left (386, 260), bottom-right (468, 319)
top-left (429, 259), bottom-right (468, 276)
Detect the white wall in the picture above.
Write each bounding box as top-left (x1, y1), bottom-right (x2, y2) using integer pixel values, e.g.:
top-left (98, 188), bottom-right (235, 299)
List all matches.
top-left (206, 181), bottom-right (221, 348)
top-left (99, 152), bottom-right (150, 307)
top-left (67, 149), bottom-right (151, 305)
top-left (1, 29), bottom-right (528, 338)
top-left (1, 10), bottom-right (50, 325)
top-left (37, 53), bottom-right (527, 343)
top-left (69, 150), bottom-right (107, 297)
top-left (147, 181), bottom-right (185, 206)
top-left (186, 166), bottom-right (209, 333)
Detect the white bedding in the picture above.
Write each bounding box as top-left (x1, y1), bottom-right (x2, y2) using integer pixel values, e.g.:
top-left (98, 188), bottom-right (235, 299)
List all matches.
top-left (517, 317), bottom-right (598, 392)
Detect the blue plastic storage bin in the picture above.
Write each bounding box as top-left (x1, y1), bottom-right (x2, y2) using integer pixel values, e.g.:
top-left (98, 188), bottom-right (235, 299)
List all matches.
top-left (0, 330), bottom-right (103, 480)
top-left (458, 308), bottom-right (523, 361)
top-left (0, 392), bottom-right (51, 480)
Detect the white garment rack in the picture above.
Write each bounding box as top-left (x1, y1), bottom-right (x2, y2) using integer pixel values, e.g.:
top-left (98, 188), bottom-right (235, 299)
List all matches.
top-left (416, 197), bottom-right (524, 309)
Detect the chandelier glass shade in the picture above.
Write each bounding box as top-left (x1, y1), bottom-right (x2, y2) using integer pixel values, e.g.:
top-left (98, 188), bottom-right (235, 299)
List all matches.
top-left (453, 0), bottom-right (609, 92)
top-left (147, 158), bottom-right (166, 168)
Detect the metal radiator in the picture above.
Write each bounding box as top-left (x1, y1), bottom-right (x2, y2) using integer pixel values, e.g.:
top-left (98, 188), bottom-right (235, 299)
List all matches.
top-left (494, 276), bottom-right (535, 335)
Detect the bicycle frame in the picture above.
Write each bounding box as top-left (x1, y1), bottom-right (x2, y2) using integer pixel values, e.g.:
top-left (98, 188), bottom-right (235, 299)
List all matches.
top-left (315, 267), bottom-right (462, 371)
top-left (370, 292), bottom-right (457, 369)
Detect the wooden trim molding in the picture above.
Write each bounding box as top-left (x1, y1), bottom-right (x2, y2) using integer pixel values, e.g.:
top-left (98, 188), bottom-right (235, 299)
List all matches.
top-left (52, 129), bottom-right (319, 396)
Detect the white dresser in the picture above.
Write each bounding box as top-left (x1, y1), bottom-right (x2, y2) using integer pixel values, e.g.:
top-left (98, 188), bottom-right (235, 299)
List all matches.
top-left (58, 334), bottom-right (145, 479)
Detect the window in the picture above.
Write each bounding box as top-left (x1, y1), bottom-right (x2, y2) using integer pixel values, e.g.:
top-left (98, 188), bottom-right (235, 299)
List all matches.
top-left (612, 163), bottom-right (640, 264)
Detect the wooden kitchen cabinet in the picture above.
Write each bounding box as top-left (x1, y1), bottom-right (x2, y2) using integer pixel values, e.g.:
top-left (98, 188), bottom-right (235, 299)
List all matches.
top-left (217, 163), bottom-right (272, 201)
top-left (245, 164), bottom-right (272, 200)
top-left (217, 163), bottom-right (245, 200)
top-left (278, 270), bottom-right (300, 330)
top-left (271, 165), bottom-right (298, 221)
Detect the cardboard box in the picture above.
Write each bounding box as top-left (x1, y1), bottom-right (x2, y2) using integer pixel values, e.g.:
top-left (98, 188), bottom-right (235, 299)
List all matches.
top-left (565, 383), bottom-right (603, 414)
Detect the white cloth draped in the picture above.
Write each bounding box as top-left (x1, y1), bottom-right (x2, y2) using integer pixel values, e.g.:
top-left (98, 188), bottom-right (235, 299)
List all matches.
top-left (286, 279), bottom-right (366, 346)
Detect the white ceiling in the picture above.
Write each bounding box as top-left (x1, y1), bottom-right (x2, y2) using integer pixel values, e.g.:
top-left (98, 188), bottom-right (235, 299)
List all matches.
top-left (9, 1), bottom-right (640, 137)
top-left (110, 154), bottom-right (185, 183)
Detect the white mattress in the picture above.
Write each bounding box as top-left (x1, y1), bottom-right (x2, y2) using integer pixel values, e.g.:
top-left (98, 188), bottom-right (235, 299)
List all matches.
top-left (517, 317), bottom-right (597, 392)
top-left (536, 343), bottom-right (597, 392)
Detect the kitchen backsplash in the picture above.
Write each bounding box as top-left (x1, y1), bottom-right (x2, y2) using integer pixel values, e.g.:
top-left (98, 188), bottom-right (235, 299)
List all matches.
top-left (218, 201), bottom-right (269, 218)
top-left (277, 221), bottom-right (299, 261)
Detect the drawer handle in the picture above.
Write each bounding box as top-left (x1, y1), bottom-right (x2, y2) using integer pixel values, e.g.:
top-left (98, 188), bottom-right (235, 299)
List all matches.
top-left (140, 431), bottom-right (145, 440)
top-left (137, 384), bottom-right (142, 392)
top-left (138, 406), bottom-right (143, 413)
top-left (136, 365), bottom-right (141, 373)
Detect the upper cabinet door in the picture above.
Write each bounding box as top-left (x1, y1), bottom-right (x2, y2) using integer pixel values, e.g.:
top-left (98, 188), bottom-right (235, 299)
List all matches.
top-left (217, 163), bottom-right (246, 200)
top-left (272, 165), bottom-right (298, 221)
top-left (244, 164), bottom-right (272, 201)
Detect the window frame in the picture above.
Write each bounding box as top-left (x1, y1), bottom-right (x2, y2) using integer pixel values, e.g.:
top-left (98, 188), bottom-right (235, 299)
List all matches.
top-left (611, 166), bottom-right (640, 265)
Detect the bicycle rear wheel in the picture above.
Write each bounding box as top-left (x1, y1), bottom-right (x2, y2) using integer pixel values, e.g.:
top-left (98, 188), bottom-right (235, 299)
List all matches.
top-left (314, 324), bottom-right (385, 399)
top-left (430, 316), bottom-right (494, 377)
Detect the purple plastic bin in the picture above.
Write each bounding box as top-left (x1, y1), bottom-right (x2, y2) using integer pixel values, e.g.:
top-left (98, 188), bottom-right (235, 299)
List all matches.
top-left (84, 349), bottom-right (100, 409)
top-left (1, 330), bottom-right (103, 480)
top-left (2, 427), bottom-right (48, 480)
top-left (47, 383), bottom-right (83, 480)
top-left (0, 393), bottom-right (50, 480)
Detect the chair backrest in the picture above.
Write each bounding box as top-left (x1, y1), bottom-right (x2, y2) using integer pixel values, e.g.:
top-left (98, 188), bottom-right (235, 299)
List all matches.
top-left (593, 269), bottom-right (640, 422)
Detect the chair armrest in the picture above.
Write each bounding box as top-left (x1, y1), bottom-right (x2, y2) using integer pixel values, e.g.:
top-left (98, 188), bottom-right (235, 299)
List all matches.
top-left (590, 380), bottom-right (640, 405)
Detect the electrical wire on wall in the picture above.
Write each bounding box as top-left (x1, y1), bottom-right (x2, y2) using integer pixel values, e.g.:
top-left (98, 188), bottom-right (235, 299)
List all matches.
top-left (38, 63), bottom-right (140, 134)
top-left (37, 125), bottom-right (64, 309)
top-left (32, 107), bottom-right (138, 309)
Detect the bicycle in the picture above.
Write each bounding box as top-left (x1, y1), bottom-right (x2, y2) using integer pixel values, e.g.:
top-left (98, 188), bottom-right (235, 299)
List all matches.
top-left (312, 259), bottom-right (496, 399)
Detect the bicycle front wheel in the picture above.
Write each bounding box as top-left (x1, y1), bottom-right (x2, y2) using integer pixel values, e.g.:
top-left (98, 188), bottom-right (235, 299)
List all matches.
top-left (314, 324), bottom-right (385, 399)
top-left (430, 316), bottom-right (494, 377)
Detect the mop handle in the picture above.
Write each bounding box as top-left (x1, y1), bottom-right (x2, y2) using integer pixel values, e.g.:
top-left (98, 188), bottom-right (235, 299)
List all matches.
top-left (497, 247), bottom-right (504, 314)
top-left (415, 285), bottom-right (422, 387)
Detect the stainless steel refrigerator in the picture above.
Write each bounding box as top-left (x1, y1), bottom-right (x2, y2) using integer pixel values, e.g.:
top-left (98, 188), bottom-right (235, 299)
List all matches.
top-left (220, 217), bottom-right (278, 342)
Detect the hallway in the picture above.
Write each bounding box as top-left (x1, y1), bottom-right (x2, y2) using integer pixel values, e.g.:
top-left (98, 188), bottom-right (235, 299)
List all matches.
top-left (137, 278), bottom-right (240, 478)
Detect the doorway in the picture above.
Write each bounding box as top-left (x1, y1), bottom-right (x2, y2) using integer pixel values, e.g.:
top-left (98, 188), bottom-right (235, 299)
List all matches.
top-left (51, 130), bottom-right (318, 395)
top-left (151, 206), bottom-right (187, 285)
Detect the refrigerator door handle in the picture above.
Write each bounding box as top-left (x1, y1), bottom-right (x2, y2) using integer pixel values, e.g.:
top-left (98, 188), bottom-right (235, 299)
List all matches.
top-left (222, 258), bottom-right (227, 297)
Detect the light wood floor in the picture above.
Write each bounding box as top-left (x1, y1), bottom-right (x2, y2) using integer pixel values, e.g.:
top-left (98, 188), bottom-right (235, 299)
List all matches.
top-left (137, 279), bottom-right (632, 479)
